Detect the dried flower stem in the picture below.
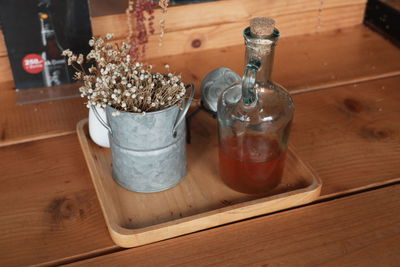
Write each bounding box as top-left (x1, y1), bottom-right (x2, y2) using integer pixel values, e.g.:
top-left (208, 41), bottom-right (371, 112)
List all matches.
top-left (158, 0), bottom-right (170, 47)
top-left (126, 0), bottom-right (135, 43)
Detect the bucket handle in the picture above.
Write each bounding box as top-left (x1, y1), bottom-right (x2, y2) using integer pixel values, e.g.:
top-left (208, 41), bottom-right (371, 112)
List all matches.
top-left (91, 105), bottom-right (113, 135)
top-left (91, 83), bottom-right (194, 137)
top-left (172, 83), bottom-right (195, 137)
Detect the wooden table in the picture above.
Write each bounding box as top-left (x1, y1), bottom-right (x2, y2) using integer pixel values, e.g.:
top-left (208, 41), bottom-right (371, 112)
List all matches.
top-left (0, 25), bottom-right (399, 266)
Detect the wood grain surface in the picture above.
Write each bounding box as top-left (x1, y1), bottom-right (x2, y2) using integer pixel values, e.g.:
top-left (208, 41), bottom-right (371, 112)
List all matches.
top-left (0, 23), bottom-right (399, 266)
top-left (1, 76), bottom-right (399, 266)
top-left (118, 3), bottom-right (365, 59)
top-left (148, 25), bottom-right (400, 92)
top-left (0, 135), bottom-right (117, 266)
top-left (291, 76), bottom-right (400, 196)
top-left (66, 184), bottom-right (400, 266)
top-left (0, 85), bottom-right (87, 147)
top-left (91, 0), bottom-right (367, 40)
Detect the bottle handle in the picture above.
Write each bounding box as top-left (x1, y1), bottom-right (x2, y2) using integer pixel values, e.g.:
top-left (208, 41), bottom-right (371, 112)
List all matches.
top-left (172, 83), bottom-right (195, 137)
top-left (90, 105), bottom-right (113, 135)
top-left (242, 58), bottom-right (260, 104)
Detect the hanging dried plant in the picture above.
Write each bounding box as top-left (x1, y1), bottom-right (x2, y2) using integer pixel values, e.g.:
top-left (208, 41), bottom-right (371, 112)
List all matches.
top-left (126, 0), bottom-right (157, 61)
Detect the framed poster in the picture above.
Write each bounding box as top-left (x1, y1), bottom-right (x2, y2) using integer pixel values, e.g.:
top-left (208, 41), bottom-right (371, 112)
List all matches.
top-left (0, 0), bottom-right (92, 90)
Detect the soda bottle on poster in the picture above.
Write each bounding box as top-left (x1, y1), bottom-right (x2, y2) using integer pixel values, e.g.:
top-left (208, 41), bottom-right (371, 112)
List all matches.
top-left (38, 2), bottom-right (70, 87)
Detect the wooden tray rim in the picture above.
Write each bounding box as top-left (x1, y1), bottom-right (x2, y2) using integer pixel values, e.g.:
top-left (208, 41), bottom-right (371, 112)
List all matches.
top-left (76, 119), bottom-right (322, 248)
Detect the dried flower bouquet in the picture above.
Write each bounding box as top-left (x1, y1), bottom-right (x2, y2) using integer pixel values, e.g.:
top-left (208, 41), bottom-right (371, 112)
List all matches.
top-left (62, 33), bottom-right (186, 115)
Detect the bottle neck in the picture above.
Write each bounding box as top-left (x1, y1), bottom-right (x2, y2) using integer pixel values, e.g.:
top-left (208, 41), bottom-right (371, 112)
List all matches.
top-left (245, 45), bottom-right (275, 84)
top-left (241, 27), bottom-right (279, 104)
top-left (244, 28), bottom-right (278, 84)
top-left (39, 12), bottom-right (56, 46)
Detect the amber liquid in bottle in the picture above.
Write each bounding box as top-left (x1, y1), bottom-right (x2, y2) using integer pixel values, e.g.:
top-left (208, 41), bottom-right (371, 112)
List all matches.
top-left (219, 135), bottom-right (286, 194)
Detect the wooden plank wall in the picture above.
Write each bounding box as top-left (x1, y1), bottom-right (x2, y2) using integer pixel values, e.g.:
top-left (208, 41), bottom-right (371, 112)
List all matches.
top-left (0, 0), bottom-right (366, 85)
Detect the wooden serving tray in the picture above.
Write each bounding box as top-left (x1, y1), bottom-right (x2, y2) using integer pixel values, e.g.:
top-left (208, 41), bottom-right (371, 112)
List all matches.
top-left (76, 112), bottom-right (321, 248)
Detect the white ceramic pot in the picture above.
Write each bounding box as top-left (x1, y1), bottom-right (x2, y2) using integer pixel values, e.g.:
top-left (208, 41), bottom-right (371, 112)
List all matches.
top-left (88, 106), bottom-right (110, 148)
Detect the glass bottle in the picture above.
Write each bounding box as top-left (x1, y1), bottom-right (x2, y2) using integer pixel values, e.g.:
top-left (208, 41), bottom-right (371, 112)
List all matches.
top-left (38, 3), bottom-right (70, 87)
top-left (217, 19), bottom-right (294, 194)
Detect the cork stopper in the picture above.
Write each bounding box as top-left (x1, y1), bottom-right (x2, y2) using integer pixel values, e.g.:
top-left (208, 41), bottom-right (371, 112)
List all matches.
top-left (250, 17), bottom-right (275, 37)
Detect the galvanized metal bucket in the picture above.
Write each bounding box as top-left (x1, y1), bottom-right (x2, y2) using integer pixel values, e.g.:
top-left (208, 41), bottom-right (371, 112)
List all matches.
top-left (91, 84), bottom-right (194, 193)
